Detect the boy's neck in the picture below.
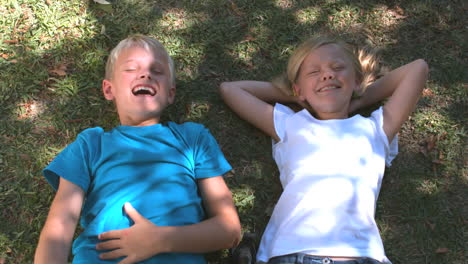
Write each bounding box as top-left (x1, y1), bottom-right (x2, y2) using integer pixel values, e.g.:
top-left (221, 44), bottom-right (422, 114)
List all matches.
top-left (120, 116), bottom-right (162, 127)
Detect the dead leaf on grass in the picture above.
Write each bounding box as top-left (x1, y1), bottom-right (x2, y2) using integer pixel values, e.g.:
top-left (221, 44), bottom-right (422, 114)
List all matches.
top-left (426, 135), bottom-right (437, 152)
top-left (49, 63), bottom-right (67, 76)
top-left (64, 119), bottom-right (83, 123)
top-left (422, 88), bottom-right (434, 97)
top-left (242, 34), bottom-right (256, 42)
top-left (426, 221), bottom-right (436, 230)
top-left (388, 6), bottom-right (406, 19)
top-left (93, 0), bottom-right (111, 4)
top-left (229, 0), bottom-right (243, 16)
top-left (3, 39), bottom-right (18, 44)
top-left (436, 247), bottom-right (449, 254)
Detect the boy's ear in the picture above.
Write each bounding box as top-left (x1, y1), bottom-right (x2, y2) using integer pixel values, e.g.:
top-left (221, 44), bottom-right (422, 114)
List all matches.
top-left (168, 85), bottom-right (176, 104)
top-left (102, 80), bottom-right (114, 101)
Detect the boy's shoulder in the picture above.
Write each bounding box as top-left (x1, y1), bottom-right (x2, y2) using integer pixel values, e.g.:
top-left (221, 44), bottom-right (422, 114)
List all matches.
top-left (77, 127), bottom-right (105, 139)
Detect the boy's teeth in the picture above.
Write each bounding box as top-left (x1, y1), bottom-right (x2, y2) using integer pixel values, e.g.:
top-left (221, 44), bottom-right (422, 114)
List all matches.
top-left (132, 86), bottom-right (155, 95)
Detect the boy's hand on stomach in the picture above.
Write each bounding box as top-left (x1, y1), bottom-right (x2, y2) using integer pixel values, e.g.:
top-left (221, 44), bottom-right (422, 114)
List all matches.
top-left (96, 202), bottom-right (167, 264)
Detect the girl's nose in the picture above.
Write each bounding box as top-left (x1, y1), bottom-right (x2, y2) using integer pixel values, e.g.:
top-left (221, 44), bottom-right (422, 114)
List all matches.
top-left (322, 71), bottom-right (334, 81)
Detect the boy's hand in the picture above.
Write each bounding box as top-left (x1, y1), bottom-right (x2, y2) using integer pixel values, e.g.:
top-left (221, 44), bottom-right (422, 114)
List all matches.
top-left (96, 202), bottom-right (166, 264)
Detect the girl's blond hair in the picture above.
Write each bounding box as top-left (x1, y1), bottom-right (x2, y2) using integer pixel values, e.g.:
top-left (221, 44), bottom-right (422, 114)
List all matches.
top-left (273, 35), bottom-right (386, 96)
top-left (105, 34), bottom-right (175, 85)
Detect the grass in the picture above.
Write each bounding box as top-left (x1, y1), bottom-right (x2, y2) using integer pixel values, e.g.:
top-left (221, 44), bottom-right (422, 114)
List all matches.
top-left (0, 0), bottom-right (466, 263)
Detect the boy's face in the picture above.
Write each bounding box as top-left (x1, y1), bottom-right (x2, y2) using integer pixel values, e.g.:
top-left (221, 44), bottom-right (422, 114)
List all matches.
top-left (102, 46), bottom-right (175, 126)
top-left (293, 44), bottom-right (358, 120)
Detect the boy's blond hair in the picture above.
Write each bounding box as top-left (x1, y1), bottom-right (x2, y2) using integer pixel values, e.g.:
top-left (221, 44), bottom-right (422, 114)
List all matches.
top-left (273, 35), bottom-right (386, 96)
top-left (105, 34), bottom-right (175, 85)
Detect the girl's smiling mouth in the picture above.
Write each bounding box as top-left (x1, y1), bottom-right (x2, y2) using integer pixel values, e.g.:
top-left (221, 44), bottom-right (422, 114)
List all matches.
top-left (317, 85), bottom-right (340, 93)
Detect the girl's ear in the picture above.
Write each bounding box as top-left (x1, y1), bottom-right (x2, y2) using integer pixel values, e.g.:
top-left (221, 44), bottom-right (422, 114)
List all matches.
top-left (102, 80), bottom-right (114, 101)
top-left (293, 83), bottom-right (306, 101)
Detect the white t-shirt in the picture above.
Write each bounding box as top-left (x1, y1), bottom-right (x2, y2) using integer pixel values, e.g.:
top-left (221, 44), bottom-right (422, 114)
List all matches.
top-left (256, 104), bottom-right (398, 264)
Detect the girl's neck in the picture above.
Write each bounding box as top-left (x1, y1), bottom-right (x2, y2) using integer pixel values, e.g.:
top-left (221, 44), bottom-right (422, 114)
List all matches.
top-left (313, 110), bottom-right (349, 120)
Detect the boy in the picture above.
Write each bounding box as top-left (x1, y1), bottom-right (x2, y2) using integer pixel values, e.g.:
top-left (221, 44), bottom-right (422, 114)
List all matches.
top-left (34, 34), bottom-right (241, 264)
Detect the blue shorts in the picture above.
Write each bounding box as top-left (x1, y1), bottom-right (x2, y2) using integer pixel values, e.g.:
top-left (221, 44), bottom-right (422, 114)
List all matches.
top-left (267, 253), bottom-right (382, 264)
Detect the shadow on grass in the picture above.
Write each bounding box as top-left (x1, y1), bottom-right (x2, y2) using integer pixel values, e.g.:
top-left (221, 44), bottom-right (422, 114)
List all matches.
top-left (0, 0), bottom-right (465, 263)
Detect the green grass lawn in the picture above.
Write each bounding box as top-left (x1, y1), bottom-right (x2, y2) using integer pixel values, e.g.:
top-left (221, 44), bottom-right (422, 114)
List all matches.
top-left (0, 0), bottom-right (466, 263)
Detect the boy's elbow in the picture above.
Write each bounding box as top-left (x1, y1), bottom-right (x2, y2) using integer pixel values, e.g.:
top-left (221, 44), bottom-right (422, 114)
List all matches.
top-left (229, 221), bottom-right (242, 248)
top-left (221, 213), bottom-right (242, 248)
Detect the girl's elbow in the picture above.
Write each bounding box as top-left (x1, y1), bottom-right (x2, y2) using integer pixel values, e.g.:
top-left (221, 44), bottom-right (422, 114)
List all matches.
top-left (415, 59), bottom-right (429, 75)
top-left (219, 82), bottom-right (233, 95)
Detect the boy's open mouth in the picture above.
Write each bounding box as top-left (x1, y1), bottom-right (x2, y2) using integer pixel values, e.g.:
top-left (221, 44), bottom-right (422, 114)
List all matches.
top-left (132, 86), bottom-right (156, 96)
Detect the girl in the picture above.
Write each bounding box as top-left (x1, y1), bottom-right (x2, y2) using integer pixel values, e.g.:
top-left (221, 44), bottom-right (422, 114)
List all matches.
top-left (220, 35), bottom-right (428, 264)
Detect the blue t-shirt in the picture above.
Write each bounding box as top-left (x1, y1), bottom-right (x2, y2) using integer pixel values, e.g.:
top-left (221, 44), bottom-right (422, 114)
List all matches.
top-left (43, 122), bottom-right (232, 263)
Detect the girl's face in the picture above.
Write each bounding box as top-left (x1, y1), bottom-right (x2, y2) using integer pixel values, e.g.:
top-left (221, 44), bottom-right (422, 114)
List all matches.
top-left (293, 43), bottom-right (359, 120)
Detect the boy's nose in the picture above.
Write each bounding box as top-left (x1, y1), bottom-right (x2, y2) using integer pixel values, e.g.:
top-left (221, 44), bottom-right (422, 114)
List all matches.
top-left (139, 72), bottom-right (152, 79)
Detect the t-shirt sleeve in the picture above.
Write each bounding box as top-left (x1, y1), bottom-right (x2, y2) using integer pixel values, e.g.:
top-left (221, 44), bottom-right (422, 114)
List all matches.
top-left (371, 107), bottom-right (398, 167)
top-left (273, 103), bottom-right (295, 142)
top-left (192, 125), bottom-right (232, 179)
top-left (43, 128), bottom-right (101, 192)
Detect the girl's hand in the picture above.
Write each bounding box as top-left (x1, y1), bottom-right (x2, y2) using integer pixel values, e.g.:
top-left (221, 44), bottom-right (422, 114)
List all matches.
top-left (96, 203), bottom-right (166, 264)
top-left (348, 96), bottom-right (363, 114)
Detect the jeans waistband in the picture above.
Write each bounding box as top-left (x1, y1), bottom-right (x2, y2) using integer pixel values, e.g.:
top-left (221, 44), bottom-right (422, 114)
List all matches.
top-left (268, 253), bottom-right (381, 264)
top-left (269, 253), bottom-right (334, 264)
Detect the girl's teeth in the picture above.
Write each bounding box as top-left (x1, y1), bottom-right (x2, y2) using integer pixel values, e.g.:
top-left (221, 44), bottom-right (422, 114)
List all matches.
top-left (321, 86), bottom-right (336, 91)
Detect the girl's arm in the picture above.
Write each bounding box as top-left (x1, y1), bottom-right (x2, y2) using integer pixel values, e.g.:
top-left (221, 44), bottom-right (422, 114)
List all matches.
top-left (373, 59), bottom-right (428, 142)
top-left (219, 81), bottom-right (296, 141)
top-left (35, 178), bottom-right (84, 264)
top-left (96, 176), bottom-right (241, 264)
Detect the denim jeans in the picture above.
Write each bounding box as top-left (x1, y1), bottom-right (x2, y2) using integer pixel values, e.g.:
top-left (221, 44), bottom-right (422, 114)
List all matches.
top-left (267, 253), bottom-right (382, 264)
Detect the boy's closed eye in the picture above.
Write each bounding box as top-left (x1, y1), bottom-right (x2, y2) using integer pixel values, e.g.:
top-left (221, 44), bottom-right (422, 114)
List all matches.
top-left (151, 68), bottom-right (163, 74)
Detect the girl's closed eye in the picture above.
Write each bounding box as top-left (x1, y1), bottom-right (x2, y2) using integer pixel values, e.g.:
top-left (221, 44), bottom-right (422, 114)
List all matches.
top-left (308, 69), bottom-right (320, 76)
top-left (332, 64), bottom-right (344, 71)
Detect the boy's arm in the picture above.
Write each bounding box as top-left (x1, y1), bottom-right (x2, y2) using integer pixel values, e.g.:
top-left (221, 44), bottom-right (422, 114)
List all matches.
top-left (219, 81), bottom-right (296, 141)
top-left (96, 176), bottom-right (241, 264)
top-left (35, 178), bottom-right (84, 264)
